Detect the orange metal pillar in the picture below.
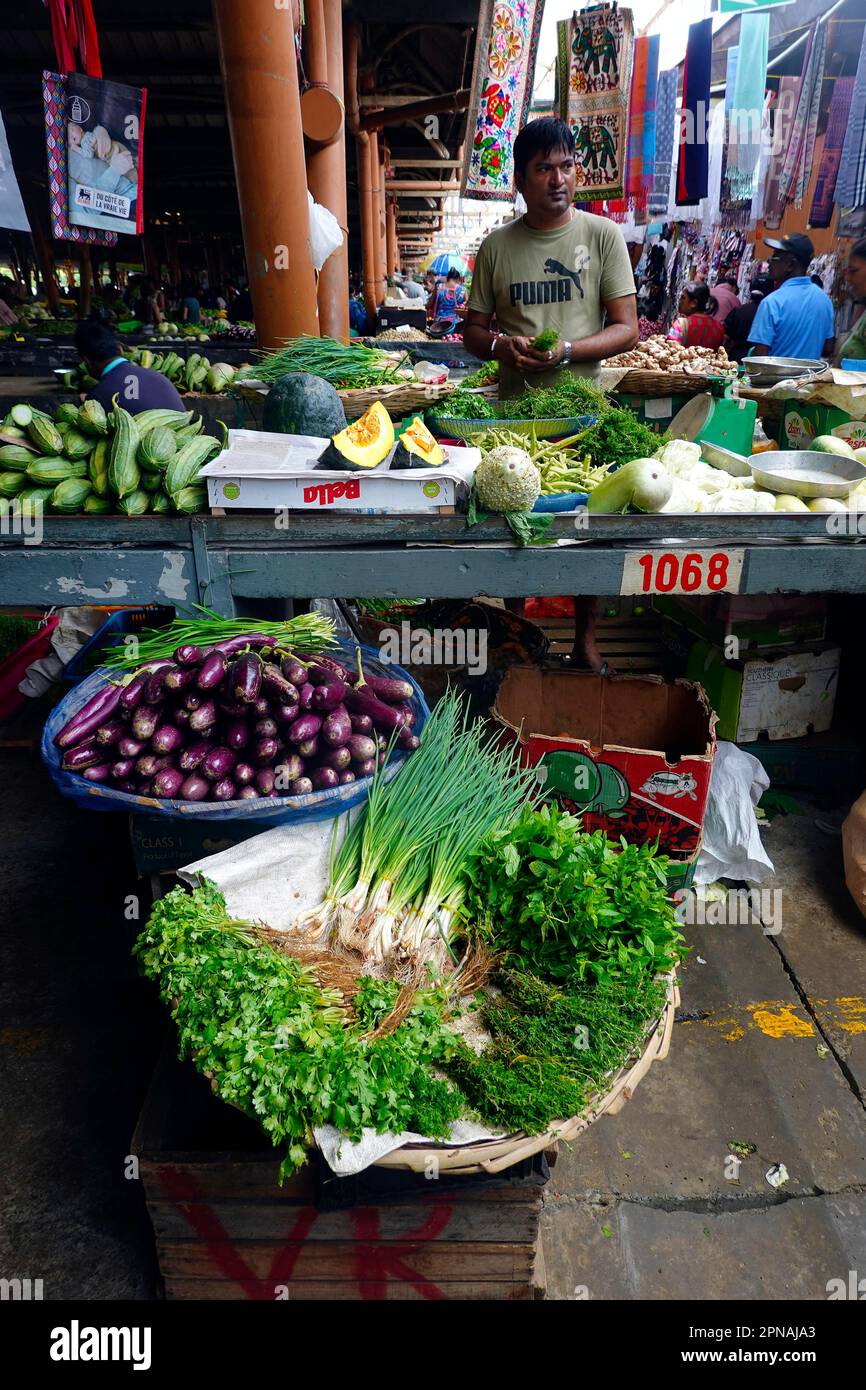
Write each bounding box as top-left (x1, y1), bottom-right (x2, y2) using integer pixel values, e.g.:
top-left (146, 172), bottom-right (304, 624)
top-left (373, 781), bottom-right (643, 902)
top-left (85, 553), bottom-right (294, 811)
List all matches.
top-left (346, 25), bottom-right (377, 321)
top-left (386, 200), bottom-right (398, 276)
top-left (213, 0), bottom-right (319, 348)
top-left (368, 129), bottom-right (386, 302)
top-left (304, 0), bottom-right (350, 340)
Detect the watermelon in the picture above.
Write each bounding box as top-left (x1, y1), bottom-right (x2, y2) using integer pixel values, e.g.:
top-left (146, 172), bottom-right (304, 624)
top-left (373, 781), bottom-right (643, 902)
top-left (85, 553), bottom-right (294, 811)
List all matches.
top-left (262, 372), bottom-right (347, 438)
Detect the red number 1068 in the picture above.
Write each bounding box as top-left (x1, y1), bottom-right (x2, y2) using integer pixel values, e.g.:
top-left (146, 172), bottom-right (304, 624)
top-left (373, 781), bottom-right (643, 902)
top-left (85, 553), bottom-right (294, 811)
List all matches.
top-left (636, 551), bottom-right (730, 593)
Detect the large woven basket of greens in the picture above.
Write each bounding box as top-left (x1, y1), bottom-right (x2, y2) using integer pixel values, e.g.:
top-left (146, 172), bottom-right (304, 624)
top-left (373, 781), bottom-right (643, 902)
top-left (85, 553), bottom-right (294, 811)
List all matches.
top-left (134, 690), bottom-right (685, 1180)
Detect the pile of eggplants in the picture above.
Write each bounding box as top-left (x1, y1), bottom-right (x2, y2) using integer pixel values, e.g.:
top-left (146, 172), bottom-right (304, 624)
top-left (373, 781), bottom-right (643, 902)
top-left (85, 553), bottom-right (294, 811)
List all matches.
top-left (53, 638), bottom-right (421, 802)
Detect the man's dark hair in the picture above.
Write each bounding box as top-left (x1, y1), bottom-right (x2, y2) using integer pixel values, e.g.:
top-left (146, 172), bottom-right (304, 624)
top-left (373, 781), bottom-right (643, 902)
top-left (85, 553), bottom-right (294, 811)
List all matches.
top-left (75, 319), bottom-right (119, 362)
top-left (513, 118), bottom-right (575, 178)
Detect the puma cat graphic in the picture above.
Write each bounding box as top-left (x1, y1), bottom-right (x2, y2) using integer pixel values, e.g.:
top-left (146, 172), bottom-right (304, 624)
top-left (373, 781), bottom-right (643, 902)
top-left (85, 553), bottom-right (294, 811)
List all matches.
top-left (509, 257), bottom-right (586, 307)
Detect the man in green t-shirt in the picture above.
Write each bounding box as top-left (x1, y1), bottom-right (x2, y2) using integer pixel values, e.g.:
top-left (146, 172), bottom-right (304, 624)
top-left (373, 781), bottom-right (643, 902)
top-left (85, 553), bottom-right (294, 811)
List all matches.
top-left (464, 117), bottom-right (638, 397)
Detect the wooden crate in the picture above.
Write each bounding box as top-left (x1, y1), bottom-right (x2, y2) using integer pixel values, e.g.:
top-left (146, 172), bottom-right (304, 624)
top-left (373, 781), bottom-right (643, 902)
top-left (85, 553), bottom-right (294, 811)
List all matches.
top-left (133, 1045), bottom-right (549, 1301)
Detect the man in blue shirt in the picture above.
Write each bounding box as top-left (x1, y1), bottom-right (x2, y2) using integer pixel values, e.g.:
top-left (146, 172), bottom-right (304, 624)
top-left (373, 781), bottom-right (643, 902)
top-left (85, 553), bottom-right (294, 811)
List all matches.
top-left (748, 234), bottom-right (835, 361)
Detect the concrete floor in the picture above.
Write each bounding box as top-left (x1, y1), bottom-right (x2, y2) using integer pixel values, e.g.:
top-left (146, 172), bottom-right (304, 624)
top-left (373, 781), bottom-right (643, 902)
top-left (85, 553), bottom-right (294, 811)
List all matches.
top-left (1, 747), bottom-right (864, 1300)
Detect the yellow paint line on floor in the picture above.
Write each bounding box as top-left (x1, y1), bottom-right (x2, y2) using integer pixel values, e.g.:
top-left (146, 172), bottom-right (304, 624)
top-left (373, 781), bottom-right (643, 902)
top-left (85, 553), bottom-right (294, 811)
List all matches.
top-left (747, 1002), bottom-right (814, 1038)
top-left (828, 997), bottom-right (866, 1036)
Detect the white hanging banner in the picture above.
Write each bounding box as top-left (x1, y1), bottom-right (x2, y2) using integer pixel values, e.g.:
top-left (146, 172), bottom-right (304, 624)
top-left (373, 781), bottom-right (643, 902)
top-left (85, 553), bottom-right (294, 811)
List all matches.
top-left (0, 109), bottom-right (29, 232)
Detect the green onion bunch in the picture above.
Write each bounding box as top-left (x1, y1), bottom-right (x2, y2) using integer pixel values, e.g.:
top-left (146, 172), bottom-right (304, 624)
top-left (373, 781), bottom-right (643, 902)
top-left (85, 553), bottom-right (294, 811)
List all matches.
top-left (253, 336), bottom-right (409, 388)
top-left (101, 605), bottom-right (335, 671)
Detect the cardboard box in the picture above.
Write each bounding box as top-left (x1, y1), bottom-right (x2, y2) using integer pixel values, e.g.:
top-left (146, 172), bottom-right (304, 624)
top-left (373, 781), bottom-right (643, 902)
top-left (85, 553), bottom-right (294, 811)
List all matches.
top-left (673, 638), bottom-right (841, 742)
top-left (493, 668), bottom-right (716, 859)
top-left (653, 594), bottom-right (827, 652)
top-left (781, 400), bottom-right (866, 451)
top-left (200, 429), bottom-right (477, 514)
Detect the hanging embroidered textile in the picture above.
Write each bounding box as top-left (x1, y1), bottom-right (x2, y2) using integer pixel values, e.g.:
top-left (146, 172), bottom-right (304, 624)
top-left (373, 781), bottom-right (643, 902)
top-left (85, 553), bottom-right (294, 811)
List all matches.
top-left (461, 0), bottom-right (547, 201)
top-left (557, 5), bottom-right (635, 203)
top-left (835, 25), bottom-right (866, 214)
top-left (809, 77), bottom-right (855, 228)
top-left (676, 18), bottom-right (713, 206)
top-left (648, 67), bottom-right (677, 215)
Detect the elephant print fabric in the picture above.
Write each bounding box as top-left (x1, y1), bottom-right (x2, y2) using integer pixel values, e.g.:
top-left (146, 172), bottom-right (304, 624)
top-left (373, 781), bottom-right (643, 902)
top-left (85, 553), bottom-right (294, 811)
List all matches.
top-left (556, 5), bottom-right (635, 202)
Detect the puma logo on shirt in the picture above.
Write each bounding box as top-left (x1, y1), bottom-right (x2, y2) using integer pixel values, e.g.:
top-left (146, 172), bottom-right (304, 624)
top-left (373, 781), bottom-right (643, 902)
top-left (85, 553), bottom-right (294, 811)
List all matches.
top-left (510, 256), bottom-right (586, 306)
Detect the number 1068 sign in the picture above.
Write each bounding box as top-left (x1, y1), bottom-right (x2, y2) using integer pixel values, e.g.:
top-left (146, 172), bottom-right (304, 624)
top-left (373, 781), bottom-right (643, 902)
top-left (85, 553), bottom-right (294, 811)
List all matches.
top-left (620, 549), bottom-right (744, 596)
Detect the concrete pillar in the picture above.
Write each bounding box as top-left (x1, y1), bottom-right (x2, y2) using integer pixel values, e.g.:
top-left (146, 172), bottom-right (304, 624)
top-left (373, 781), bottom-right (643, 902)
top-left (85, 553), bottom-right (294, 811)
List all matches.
top-left (305, 0), bottom-right (350, 340)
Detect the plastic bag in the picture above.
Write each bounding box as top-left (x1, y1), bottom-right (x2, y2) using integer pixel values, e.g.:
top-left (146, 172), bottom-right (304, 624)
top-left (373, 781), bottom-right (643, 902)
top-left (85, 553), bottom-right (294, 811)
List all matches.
top-left (695, 741), bottom-right (774, 884)
top-left (307, 192), bottom-right (343, 272)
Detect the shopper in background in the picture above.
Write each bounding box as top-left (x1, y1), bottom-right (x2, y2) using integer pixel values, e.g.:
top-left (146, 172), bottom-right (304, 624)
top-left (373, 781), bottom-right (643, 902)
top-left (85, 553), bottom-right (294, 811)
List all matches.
top-left (710, 273), bottom-right (740, 324)
top-left (180, 279), bottom-right (201, 326)
top-left (135, 276), bottom-right (164, 327)
top-left (724, 276), bottom-right (773, 362)
top-left (668, 282), bottom-right (724, 349)
top-left (748, 234), bottom-right (835, 360)
top-left (401, 270), bottom-right (426, 301)
top-left (75, 320), bottom-right (184, 414)
top-left (427, 267), bottom-right (466, 333)
top-left (836, 238), bottom-right (866, 363)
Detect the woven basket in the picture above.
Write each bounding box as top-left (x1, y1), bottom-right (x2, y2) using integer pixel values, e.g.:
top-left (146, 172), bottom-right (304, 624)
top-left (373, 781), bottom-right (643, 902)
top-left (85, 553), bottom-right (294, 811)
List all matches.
top-left (337, 382), bottom-right (457, 419)
top-left (428, 414), bottom-right (596, 441)
top-left (371, 973), bottom-right (680, 1176)
top-left (611, 368), bottom-right (737, 396)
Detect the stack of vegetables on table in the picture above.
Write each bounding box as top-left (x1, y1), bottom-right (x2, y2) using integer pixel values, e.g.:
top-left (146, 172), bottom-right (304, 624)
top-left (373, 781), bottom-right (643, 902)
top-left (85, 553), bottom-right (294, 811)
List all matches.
top-left (134, 687), bottom-right (686, 1177)
top-left (63, 348), bottom-right (247, 396)
top-left (0, 401), bottom-right (220, 515)
top-left (604, 336), bottom-right (736, 376)
top-left (429, 372), bottom-right (609, 425)
top-left (52, 612), bottom-right (421, 802)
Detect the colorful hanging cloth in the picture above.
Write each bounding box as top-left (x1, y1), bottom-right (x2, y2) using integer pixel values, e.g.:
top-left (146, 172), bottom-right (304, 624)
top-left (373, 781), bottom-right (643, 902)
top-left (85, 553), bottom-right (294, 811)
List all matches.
top-left (48, 0), bottom-right (102, 78)
top-left (626, 34), bottom-right (659, 207)
top-left (762, 75), bottom-right (800, 228)
top-left (728, 11), bottom-right (769, 205)
top-left (835, 25), bottom-right (866, 213)
top-left (676, 18), bottom-right (712, 206)
top-left (461, 0), bottom-right (547, 201)
top-left (778, 21), bottom-right (826, 209)
top-left (809, 77), bottom-right (855, 228)
top-left (641, 35), bottom-right (660, 202)
top-left (648, 67), bottom-right (677, 215)
top-left (557, 5), bottom-right (635, 204)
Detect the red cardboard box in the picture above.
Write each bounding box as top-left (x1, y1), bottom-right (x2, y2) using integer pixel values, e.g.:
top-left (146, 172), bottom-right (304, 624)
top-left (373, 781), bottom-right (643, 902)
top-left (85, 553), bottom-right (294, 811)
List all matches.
top-left (493, 669), bottom-right (716, 859)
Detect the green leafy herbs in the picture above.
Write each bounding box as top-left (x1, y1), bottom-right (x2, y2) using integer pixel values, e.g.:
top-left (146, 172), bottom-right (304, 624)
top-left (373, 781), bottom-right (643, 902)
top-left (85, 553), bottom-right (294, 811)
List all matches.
top-left (134, 881), bottom-right (463, 1178)
top-left (574, 408), bottom-right (665, 471)
top-left (432, 374), bottom-right (610, 424)
top-left (465, 804), bottom-right (686, 985)
top-left (460, 360), bottom-right (500, 389)
top-left (445, 968), bottom-right (668, 1134)
top-left (433, 388), bottom-right (500, 421)
top-left (530, 328), bottom-right (560, 352)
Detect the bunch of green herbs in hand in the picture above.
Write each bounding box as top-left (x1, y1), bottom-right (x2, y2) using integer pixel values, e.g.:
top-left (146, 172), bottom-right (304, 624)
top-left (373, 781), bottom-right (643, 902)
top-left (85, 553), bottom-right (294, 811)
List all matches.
top-left (465, 804), bottom-right (685, 986)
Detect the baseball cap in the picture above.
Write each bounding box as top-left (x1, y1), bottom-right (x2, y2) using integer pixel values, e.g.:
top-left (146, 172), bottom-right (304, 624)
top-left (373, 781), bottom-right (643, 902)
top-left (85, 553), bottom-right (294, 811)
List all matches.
top-left (763, 233), bottom-right (815, 268)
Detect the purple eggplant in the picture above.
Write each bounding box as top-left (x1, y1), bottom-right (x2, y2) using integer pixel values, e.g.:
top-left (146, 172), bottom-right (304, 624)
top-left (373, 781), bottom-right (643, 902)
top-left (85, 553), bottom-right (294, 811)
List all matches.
top-left (202, 747), bottom-right (238, 781)
top-left (298, 682), bottom-right (315, 711)
top-left (135, 754), bottom-right (160, 779)
top-left (353, 673), bottom-right (414, 704)
top-left (152, 723), bottom-right (184, 755)
top-left (252, 696), bottom-right (271, 717)
top-left (131, 703), bottom-right (163, 742)
top-left (349, 712), bottom-right (373, 735)
top-left (185, 690), bottom-right (206, 711)
top-left (153, 767), bottom-right (185, 799)
top-left (375, 735), bottom-right (388, 754)
top-left (56, 681), bottom-right (124, 749)
top-left (225, 718), bottom-right (250, 751)
top-left (174, 707), bottom-right (191, 728)
top-left (82, 763), bottom-right (112, 783)
top-left (208, 634), bottom-right (279, 658)
top-left (338, 771), bottom-right (357, 786)
top-left (287, 712), bottom-right (322, 746)
top-left (281, 656), bottom-right (308, 688)
top-left (254, 717), bottom-right (279, 739)
top-left (310, 766), bottom-right (339, 790)
top-left (229, 652), bottom-right (262, 704)
top-left (218, 697), bottom-right (247, 718)
top-left (255, 768), bottom-right (276, 796)
top-left (96, 719), bottom-right (125, 748)
top-left (311, 680), bottom-right (347, 712)
top-left (274, 702), bottom-right (300, 725)
top-left (274, 754), bottom-right (304, 788)
top-left (178, 739), bottom-right (213, 773)
top-left (344, 685), bottom-right (411, 733)
top-left (289, 776), bottom-right (313, 796)
top-left (137, 780), bottom-right (153, 796)
top-left (398, 732), bottom-right (421, 753)
top-left (116, 661), bottom-right (172, 717)
top-left (115, 779), bottom-right (137, 794)
top-left (165, 666), bottom-right (196, 693)
top-left (234, 761), bottom-right (255, 786)
top-left (253, 736), bottom-right (279, 765)
top-left (212, 777), bottom-right (237, 801)
top-left (110, 757), bottom-right (136, 780)
top-left (196, 651), bottom-right (228, 690)
top-left (62, 741), bottom-right (102, 772)
top-left (319, 746), bottom-right (351, 773)
top-left (321, 706), bottom-right (352, 748)
top-left (347, 734), bottom-right (377, 763)
top-left (297, 735), bottom-right (320, 760)
top-left (189, 699), bottom-right (218, 733)
top-left (353, 757), bottom-right (376, 778)
top-left (179, 773), bottom-right (209, 801)
top-left (118, 735), bottom-right (145, 759)
top-left (238, 785), bottom-right (260, 800)
top-left (394, 703), bottom-right (415, 725)
top-left (174, 644), bottom-right (205, 666)
top-left (304, 655), bottom-right (350, 685)
top-left (261, 664), bottom-right (299, 705)
top-left (145, 666), bottom-right (173, 704)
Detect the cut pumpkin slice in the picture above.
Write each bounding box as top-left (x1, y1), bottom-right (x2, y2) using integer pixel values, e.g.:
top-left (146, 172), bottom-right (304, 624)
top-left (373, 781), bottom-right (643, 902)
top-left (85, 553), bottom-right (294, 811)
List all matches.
top-left (390, 416), bottom-right (445, 469)
top-left (316, 400), bottom-right (395, 470)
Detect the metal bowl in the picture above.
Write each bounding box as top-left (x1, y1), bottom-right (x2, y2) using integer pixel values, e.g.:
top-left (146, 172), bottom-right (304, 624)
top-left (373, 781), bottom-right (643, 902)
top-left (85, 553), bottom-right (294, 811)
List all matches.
top-left (700, 440), bottom-right (751, 476)
top-left (750, 449), bottom-right (866, 499)
top-left (742, 356), bottom-right (826, 385)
